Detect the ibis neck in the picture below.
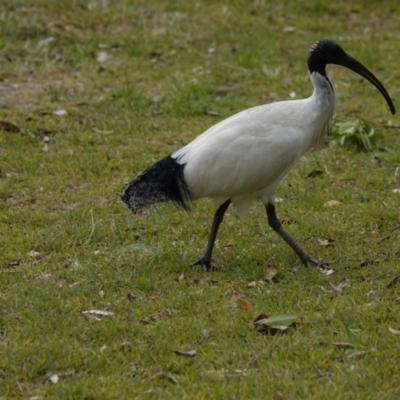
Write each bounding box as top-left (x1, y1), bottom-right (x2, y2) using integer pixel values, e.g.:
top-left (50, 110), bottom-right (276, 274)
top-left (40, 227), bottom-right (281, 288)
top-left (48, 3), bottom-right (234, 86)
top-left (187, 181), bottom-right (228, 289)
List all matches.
top-left (305, 71), bottom-right (335, 149)
top-left (309, 71), bottom-right (335, 113)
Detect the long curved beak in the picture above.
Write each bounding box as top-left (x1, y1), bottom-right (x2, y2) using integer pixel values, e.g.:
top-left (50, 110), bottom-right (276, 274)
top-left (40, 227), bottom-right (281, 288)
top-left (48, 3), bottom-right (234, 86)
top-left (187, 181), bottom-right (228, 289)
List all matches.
top-left (334, 53), bottom-right (396, 115)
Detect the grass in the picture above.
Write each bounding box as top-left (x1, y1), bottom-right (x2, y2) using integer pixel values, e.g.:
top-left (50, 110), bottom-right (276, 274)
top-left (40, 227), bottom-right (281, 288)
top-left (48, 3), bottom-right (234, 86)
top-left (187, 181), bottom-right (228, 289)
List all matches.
top-left (1, 0), bottom-right (400, 398)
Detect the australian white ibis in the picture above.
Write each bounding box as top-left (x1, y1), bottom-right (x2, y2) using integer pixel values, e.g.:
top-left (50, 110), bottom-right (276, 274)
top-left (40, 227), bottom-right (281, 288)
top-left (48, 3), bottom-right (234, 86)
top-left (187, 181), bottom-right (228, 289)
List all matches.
top-left (122, 39), bottom-right (395, 271)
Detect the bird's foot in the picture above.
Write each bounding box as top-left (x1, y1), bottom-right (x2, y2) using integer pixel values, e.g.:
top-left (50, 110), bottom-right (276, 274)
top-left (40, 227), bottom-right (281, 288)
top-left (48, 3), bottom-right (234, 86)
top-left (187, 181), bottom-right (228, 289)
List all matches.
top-left (191, 258), bottom-right (223, 272)
top-left (300, 254), bottom-right (328, 269)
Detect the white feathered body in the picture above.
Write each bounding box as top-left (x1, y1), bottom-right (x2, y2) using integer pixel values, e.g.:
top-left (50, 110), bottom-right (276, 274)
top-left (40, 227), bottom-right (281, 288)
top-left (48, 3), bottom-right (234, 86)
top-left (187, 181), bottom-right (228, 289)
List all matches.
top-left (172, 73), bottom-right (334, 218)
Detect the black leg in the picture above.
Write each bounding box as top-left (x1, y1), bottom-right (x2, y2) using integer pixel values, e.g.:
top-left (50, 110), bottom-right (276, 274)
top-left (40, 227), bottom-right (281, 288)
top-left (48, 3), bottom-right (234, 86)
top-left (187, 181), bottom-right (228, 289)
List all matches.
top-left (192, 199), bottom-right (231, 271)
top-left (266, 203), bottom-right (320, 267)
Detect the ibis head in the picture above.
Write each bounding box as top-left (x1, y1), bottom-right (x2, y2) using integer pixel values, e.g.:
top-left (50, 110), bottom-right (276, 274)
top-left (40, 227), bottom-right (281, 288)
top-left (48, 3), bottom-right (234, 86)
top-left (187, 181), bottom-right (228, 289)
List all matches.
top-left (308, 39), bottom-right (395, 115)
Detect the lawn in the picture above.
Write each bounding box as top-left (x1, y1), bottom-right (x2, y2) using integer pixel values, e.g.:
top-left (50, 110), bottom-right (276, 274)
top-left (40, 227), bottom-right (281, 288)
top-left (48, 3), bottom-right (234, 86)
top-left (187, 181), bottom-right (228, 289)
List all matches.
top-left (1, 0), bottom-right (400, 398)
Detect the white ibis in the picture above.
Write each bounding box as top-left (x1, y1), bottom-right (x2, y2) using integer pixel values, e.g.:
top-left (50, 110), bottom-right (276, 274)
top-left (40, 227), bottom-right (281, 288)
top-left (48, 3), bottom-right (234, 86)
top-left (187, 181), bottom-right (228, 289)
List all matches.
top-left (122, 39), bottom-right (395, 271)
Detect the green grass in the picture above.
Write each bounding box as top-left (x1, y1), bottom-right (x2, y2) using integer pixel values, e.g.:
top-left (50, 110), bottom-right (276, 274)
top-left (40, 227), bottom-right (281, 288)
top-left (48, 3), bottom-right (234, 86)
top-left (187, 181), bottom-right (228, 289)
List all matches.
top-left (1, 0), bottom-right (400, 398)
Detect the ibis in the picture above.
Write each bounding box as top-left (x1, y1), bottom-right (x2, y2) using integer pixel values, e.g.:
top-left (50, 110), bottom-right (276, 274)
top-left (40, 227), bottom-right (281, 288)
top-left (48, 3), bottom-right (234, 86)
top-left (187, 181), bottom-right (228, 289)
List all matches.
top-left (122, 39), bottom-right (395, 271)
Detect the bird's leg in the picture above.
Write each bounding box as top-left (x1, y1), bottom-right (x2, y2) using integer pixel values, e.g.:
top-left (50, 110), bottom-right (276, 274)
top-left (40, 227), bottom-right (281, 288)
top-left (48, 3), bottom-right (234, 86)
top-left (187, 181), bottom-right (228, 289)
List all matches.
top-left (265, 203), bottom-right (320, 267)
top-left (192, 199), bottom-right (231, 271)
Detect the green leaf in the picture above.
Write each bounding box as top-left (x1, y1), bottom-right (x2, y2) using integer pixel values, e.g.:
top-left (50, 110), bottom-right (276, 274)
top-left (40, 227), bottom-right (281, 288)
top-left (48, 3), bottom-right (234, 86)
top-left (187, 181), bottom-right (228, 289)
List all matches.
top-left (262, 314), bottom-right (297, 327)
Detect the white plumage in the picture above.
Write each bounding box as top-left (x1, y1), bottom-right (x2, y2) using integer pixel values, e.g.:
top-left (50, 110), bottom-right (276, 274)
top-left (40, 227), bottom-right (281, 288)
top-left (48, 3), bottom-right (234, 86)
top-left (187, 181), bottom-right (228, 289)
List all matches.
top-left (122, 39), bottom-right (395, 271)
top-left (172, 73), bottom-right (334, 218)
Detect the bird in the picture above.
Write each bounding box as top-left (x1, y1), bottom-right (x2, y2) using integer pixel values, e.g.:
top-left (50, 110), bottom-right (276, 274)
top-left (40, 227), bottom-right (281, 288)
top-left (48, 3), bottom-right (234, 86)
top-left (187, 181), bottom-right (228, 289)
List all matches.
top-left (121, 39), bottom-right (395, 271)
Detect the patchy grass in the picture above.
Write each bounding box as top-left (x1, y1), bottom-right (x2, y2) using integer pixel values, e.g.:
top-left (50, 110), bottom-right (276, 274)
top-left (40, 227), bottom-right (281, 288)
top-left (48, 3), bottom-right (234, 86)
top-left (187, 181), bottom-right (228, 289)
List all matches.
top-left (1, 0), bottom-right (400, 398)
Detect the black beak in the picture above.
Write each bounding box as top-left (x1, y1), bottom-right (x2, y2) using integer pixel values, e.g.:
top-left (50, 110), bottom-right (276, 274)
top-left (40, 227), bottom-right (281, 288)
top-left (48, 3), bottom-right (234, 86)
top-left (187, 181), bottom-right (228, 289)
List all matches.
top-left (335, 53), bottom-right (395, 115)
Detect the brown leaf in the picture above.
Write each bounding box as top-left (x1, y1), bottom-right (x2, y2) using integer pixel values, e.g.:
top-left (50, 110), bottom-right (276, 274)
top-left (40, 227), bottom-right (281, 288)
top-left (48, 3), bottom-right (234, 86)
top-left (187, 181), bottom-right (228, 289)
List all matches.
top-left (127, 293), bottom-right (137, 302)
top-left (239, 298), bottom-right (252, 311)
top-left (254, 313), bottom-right (269, 324)
top-left (231, 44), bottom-right (240, 52)
top-left (73, 101), bottom-right (89, 107)
top-left (274, 391), bottom-right (285, 400)
top-left (371, 156), bottom-right (381, 165)
top-left (0, 121), bottom-right (21, 133)
top-left (265, 266), bottom-right (278, 280)
top-left (281, 217), bottom-right (294, 225)
top-left (306, 170), bottom-right (324, 178)
top-left (387, 276), bottom-right (400, 289)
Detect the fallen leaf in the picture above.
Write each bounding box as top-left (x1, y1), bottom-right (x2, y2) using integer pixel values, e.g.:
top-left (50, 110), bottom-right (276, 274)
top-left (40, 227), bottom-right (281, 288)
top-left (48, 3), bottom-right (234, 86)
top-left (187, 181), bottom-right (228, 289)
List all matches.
top-left (81, 313), bottom-right (101, 321)
top-left (333, 342), bottom-right (355, 349)
top-left (53, 109), bottom-right (67, 116)
top-left (345, 350), bottom-right (366, 359)
top-left (265, 266), bottom-right (278, 280)
top-left (231, 291), bottom-right (246, 300)
top-left (28, 250), bottom-right (41, 258)
top-left (254, 314), bottom-right (297, 335)
top-left (205, 110), bottom-right (220, 116)
top-left (392, 188), bottom-right (400, 193)
top-left (149, 372), bottom-right (178, 384)
top-left (48, 373), bottom-right (59, 384)
top-left (172, 349), bottom-right (196, 358)
top-left (0, 121), bottom-right (21, 133)
top-left (306, 170), bottom-right (324, 178)
top-left (96, 51), bottom-right (109, 63)
top-left (388, 327), bottom-right (400, 335)
top-left (239, 298), bottom-right (252, 311)
top-left (317, 238), bottom-right (335, 247)
top-left (282, 26), bottom-right (295, 33)
top-left (127, 293), bottom-right (137, 302)
top-left (81, 310), bottom-right (114, 316)
top-left (254, 313), bottom-right (269, 325)
top-left (194, 276), bottom-right (210, 286)
top-left (371, 156), bottom-right (381, 165)
top-left (121, 341), bottom-right (132, 350)
top-left (329, 282), bottom-right (342, 294)
top-left (320, 268), bottom-right (334, 276)
top-left (93, 128), bottom-right (114, 135)
top-left (99, 345), bottom-right (107, 352)
top-left (247, 280), bottom-right (266, 288)
top-left (274, 391), bottom-right (285, 400)
top-left (387, 276), bottom-right (400, 289)
top-left (42, 136), bottom-right (49, 152)
top-left (324, 200), bottom-right (341, 207)
top-left (261, 314), bottom-right (297, 327)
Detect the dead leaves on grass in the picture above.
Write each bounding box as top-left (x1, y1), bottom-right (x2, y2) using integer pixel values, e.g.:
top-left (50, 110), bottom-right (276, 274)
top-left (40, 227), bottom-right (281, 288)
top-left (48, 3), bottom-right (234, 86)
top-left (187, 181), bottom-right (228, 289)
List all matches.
top-left (81, 309), bottom-right (115, 321)
top-left (0, 120), bottom-right (21, 133)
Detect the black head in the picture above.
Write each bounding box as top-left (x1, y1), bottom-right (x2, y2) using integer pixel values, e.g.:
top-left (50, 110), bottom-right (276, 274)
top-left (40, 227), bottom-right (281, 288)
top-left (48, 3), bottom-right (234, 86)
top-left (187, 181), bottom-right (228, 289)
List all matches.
top-left (307, 39), bottom-right (395, 115)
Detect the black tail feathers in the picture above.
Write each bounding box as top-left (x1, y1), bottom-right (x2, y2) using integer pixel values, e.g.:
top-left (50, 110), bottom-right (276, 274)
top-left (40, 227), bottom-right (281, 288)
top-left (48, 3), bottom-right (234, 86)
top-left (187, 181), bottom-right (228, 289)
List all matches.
top-left (121, 155), bottom-right (192, 213)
